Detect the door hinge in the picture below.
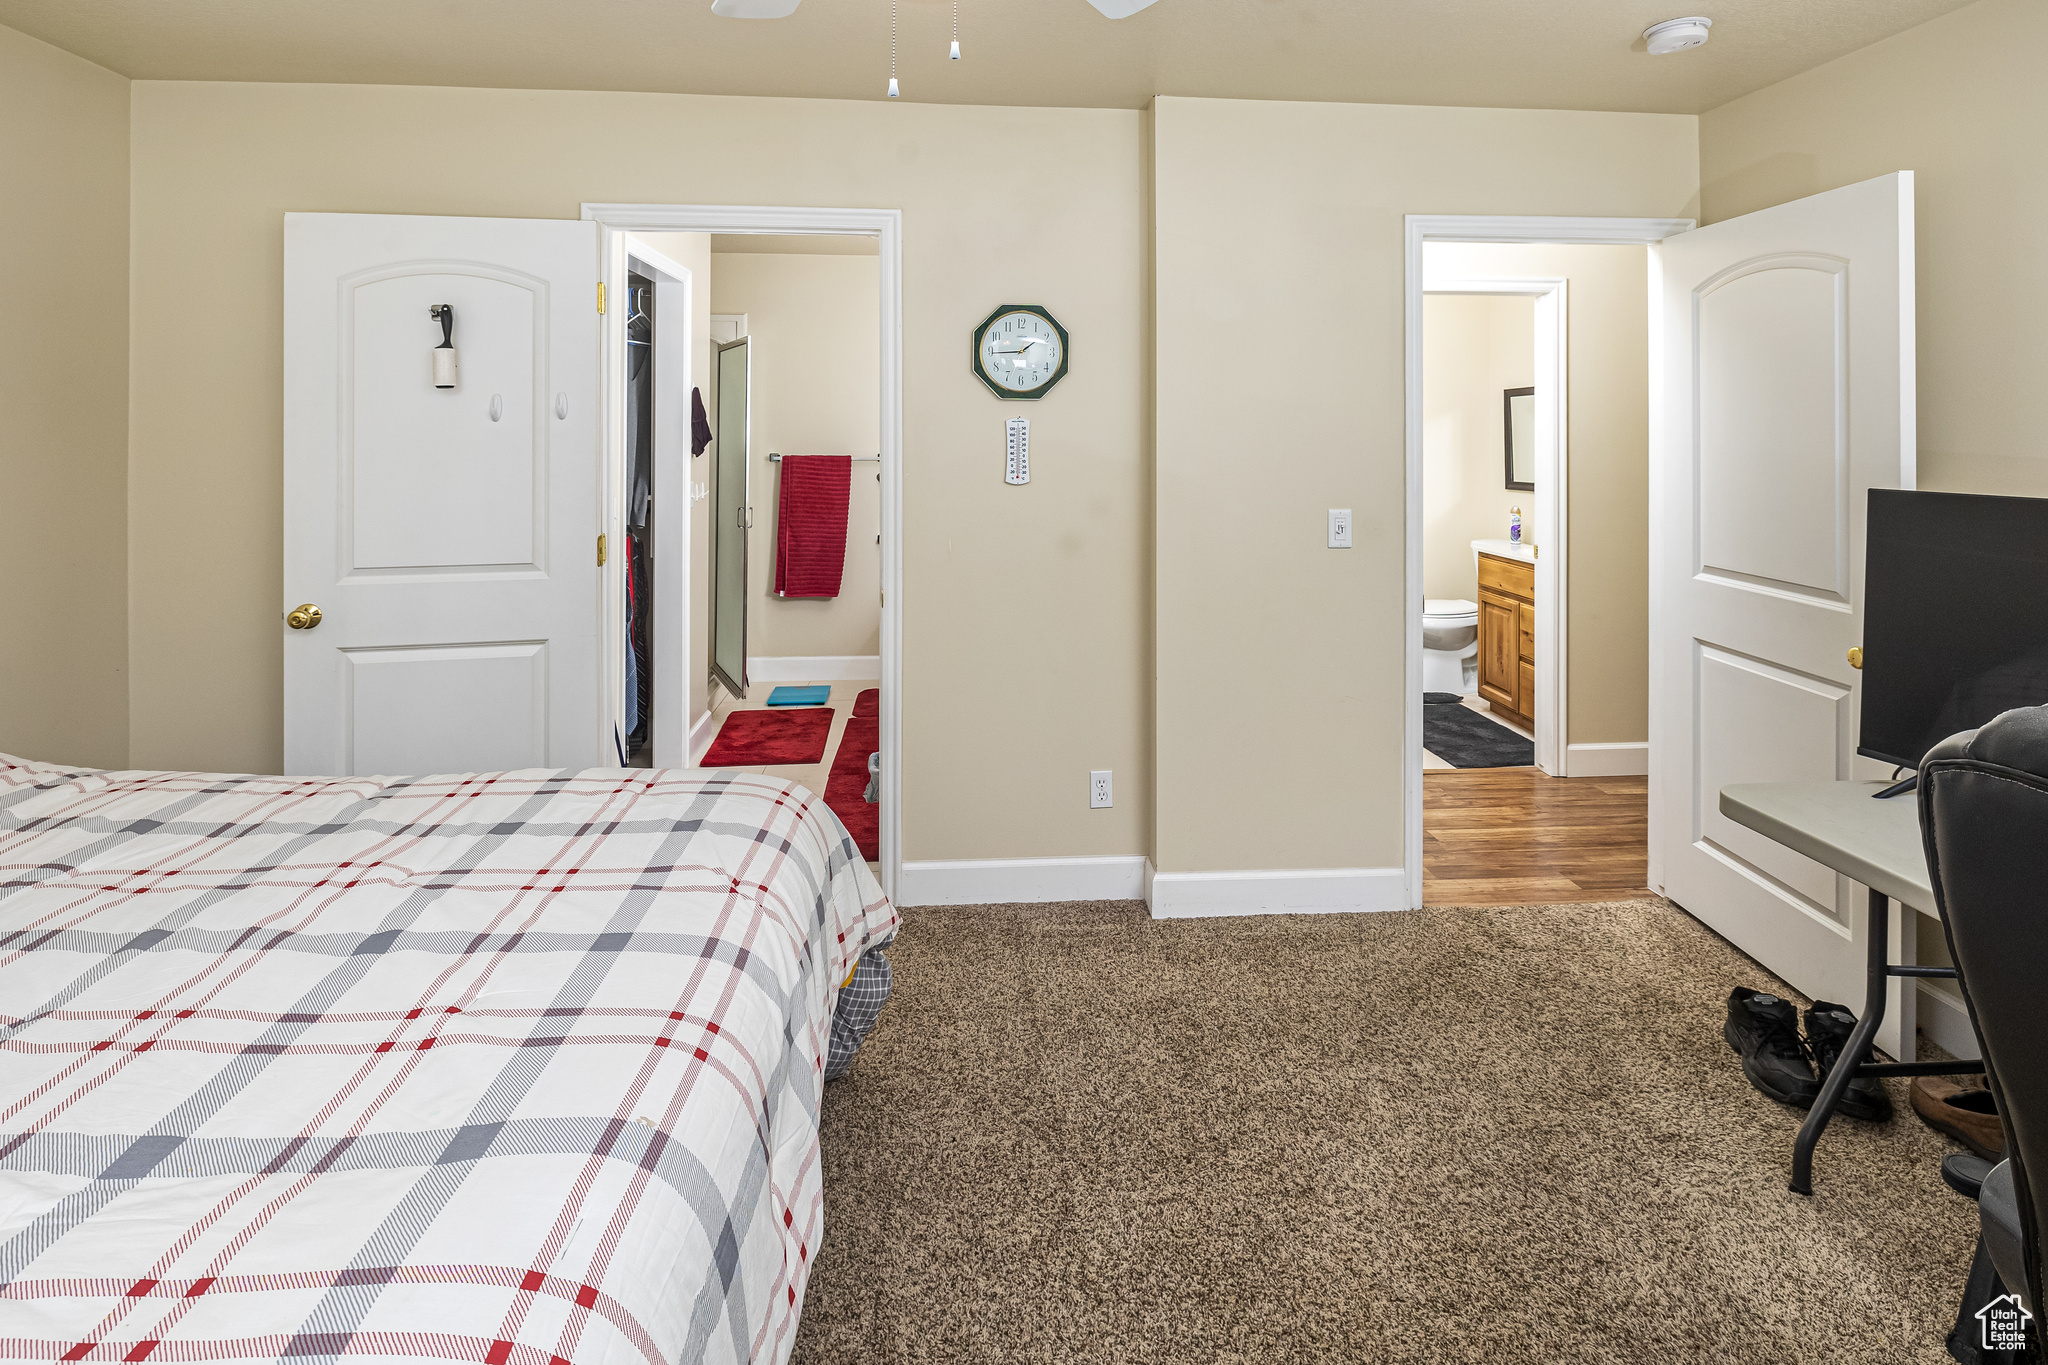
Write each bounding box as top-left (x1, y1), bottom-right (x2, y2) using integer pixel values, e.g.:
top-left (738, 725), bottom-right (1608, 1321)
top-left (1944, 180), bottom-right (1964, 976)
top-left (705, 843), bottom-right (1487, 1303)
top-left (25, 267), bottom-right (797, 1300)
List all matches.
top-left (597, 533), bottom-right (608, 566)
top-left (597, 282), bottom-right (606, 315)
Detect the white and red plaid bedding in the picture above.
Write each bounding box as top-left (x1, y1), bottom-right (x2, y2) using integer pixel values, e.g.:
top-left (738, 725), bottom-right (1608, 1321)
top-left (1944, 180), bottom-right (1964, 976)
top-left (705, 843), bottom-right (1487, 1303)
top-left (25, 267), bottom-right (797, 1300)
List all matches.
top-left (0, 753), bottom-right (895, 1364)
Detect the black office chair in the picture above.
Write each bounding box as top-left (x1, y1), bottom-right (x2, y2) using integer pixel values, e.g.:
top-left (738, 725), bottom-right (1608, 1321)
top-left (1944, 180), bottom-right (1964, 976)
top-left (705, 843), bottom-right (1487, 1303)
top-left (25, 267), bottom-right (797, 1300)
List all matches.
top-left (1920, 707), bottom-right (2048, 1357)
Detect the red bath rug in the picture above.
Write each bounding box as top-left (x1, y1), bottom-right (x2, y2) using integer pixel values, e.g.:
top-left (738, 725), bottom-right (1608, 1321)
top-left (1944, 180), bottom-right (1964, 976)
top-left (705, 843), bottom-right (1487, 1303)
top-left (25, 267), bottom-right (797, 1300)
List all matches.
top-left (700, 707), bottom-right (833, 767)
top-left (825, 711), bottom-right (879, 861)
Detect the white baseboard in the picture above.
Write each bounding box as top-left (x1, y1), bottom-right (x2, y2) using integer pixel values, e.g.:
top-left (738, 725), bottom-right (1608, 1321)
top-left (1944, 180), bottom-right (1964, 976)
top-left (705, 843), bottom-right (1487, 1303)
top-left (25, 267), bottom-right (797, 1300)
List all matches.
top-left (687, 709), bottom-right (718, 766)
top-left (1917, 981), bottom-right (1982, 1060)
top-left (1564, 741), bottom-right (1649, 778)
top-left (896, 855), bottom-right (1150, 908)
top-left (747, 655), bottom-right (881, 683)
top-left (1148, 866), bottom-right (1406, 919)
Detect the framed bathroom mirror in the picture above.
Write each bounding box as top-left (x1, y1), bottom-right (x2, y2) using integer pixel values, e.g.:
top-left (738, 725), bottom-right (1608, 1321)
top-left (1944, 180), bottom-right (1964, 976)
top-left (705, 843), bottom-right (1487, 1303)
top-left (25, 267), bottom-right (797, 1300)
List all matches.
top-left (1503, 386), bottom-right (1535, 491)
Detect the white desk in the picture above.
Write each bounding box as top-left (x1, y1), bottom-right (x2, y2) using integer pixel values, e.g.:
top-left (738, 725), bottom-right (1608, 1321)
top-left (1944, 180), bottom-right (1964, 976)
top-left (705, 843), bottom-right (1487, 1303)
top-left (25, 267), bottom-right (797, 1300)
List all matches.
top-left (1719, 780), bottom-right (1933, 912)
top-left (1719, 780), bottom-right (1982, 1195)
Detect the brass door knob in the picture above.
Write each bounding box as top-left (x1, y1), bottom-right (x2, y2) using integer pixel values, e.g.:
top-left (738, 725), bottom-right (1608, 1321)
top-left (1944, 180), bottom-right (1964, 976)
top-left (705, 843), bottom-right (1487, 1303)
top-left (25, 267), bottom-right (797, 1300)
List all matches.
top-left (286, 603), bottom-right (323, 630)
top-left (1847, 646), bottom-right (1863, 670)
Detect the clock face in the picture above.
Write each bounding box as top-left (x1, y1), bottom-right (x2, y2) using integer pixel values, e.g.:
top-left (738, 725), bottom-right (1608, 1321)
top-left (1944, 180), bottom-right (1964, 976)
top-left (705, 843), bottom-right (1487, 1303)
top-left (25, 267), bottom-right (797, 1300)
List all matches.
top-left (973, 305), bottom-right (1068, 400)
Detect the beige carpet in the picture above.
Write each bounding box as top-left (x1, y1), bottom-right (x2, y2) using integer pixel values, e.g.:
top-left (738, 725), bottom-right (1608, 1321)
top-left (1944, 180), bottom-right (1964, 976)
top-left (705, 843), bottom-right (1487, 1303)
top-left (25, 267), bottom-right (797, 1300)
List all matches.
top-left (791, 898), bottom-right (1977, 1364)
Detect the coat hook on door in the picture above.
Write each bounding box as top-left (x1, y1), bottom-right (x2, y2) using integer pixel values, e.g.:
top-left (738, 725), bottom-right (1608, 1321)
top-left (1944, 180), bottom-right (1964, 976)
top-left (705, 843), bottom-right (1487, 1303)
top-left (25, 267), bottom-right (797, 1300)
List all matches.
top-left (428, 305), bottom-right (459, 389)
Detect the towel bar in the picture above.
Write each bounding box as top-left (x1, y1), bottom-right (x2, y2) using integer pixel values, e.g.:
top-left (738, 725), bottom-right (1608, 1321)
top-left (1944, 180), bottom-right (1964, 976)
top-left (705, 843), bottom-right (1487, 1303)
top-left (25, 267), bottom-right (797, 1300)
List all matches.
top-left (768, 452), bottom-right (880, 462)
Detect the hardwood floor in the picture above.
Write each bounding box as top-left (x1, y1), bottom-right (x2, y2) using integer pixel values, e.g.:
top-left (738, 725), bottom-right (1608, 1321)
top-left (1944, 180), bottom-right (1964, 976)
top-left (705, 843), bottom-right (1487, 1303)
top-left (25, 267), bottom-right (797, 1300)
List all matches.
top-left (1423, 767), bottom-right (1649, 906)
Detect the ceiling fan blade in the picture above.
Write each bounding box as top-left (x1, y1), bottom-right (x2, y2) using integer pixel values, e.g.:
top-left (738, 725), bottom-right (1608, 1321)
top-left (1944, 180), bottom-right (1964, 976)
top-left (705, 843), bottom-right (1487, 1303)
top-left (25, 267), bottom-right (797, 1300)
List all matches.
top-left (1083, 0), bottom-right (1162, 15)
top-left (710, 0), bottom-right (803, 16)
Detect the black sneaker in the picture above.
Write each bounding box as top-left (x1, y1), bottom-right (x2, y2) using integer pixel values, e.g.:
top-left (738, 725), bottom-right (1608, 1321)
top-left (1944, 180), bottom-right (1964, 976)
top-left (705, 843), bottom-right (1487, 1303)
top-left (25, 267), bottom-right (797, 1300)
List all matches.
top-left (1725, 988), bottom-right (1819, 1108)
top-left (1941, 1152), bottom-right (1994, 1201)
top-left (1804, 1001), bottom-right (1894, 1121)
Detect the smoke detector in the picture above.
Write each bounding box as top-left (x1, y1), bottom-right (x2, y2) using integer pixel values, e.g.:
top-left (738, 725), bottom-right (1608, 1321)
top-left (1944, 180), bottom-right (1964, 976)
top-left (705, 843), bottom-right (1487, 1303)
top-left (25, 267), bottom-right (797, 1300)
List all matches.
top-left (1643, 16), bottom-right (1713, 55)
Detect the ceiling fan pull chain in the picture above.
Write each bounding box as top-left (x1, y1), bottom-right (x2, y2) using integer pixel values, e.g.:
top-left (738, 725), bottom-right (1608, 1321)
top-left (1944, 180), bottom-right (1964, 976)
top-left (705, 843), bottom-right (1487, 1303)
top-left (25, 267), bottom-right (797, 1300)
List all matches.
top-left (951, 0), bottom-right (961, 60)
top-left (888, 0), bottom-right (900, 98)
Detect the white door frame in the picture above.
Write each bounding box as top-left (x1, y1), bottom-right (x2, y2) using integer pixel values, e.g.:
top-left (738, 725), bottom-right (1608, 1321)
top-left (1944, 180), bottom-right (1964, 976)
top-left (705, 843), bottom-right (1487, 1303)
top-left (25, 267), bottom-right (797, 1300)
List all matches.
top-left (1403, 214), bottom-right (1692, 910)
top-left (586, 203), bottom-right (905, 903)
top-left (1420, 272), bottom-right (1567, 774)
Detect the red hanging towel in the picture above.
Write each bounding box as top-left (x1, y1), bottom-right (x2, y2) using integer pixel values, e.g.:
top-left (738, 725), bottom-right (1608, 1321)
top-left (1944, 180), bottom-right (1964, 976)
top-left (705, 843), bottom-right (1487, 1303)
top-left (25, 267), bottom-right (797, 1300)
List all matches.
top-left (775, 455), bottom-right (852, 598)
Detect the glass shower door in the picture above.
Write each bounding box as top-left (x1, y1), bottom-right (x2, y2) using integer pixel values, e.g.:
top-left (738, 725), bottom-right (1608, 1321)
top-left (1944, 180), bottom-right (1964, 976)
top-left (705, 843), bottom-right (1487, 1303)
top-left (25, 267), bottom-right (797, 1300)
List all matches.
top-left (710, 336), bottom-right (751, 697)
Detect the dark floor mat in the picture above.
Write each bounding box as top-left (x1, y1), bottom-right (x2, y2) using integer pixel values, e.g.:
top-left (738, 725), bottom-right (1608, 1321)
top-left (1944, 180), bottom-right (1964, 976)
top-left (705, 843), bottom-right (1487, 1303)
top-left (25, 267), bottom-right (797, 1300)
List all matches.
top-left (1424, 691), bottom-right (1464, 706)
top-left (1424, 702), bottom-right (1534, 768)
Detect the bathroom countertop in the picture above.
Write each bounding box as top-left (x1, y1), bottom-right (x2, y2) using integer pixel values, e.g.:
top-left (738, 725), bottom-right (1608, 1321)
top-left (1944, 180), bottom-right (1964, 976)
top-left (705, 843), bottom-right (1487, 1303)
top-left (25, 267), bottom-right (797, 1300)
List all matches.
top-left (1472, 538), bottom-right (1536, 564)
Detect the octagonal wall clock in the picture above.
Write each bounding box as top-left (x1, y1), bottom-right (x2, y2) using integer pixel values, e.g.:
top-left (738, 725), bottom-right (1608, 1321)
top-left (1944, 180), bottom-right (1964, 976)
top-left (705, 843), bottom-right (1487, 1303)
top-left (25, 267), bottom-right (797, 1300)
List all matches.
top-left (972, 304), bottom-right (1069, 400)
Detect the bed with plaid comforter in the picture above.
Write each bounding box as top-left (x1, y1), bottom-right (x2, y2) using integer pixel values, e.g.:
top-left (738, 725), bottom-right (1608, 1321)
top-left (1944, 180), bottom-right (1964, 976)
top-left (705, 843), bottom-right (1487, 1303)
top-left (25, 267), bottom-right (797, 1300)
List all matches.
top-left (0, 753), bottom-right (896, 1364)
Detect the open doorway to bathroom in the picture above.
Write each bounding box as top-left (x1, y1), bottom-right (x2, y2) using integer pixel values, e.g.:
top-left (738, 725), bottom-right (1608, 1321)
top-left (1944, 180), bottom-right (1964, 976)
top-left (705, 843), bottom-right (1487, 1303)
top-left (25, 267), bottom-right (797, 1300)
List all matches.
top-left (1414, 234), bottom-right (1657, 907)
top-left (593, 207), bottom-right (901, 890)
top-left (1420, 286), bottom-right (1540, 772)
top-left (698, 234), bottom-right (884, 868)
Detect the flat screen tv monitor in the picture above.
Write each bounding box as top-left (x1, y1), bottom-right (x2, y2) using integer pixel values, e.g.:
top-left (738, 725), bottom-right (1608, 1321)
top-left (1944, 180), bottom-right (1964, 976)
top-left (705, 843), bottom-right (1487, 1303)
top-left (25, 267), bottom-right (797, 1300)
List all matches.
top-left (1860, 489), bottom-right (2048, 768)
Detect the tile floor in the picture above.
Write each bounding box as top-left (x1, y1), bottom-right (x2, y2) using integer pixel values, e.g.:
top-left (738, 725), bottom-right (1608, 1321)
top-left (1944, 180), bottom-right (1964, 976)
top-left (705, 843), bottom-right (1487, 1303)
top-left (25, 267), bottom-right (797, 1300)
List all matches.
top-left (701, 677), bottom-right (879, 803)
top-left (1421, 693), bottom-right (1534, 770)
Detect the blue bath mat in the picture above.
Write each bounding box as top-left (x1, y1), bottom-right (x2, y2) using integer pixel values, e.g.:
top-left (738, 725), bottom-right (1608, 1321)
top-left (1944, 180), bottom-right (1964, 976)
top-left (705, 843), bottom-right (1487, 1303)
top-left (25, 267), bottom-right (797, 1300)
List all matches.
top-left (766, 685), bottom-right (831, 707)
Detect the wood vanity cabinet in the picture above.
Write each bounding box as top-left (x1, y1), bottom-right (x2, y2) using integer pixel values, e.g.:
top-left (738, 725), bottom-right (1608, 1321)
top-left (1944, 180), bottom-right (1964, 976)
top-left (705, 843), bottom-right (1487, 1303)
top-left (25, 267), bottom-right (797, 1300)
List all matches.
top-left (1476, 550), bottom-right (1535, 730)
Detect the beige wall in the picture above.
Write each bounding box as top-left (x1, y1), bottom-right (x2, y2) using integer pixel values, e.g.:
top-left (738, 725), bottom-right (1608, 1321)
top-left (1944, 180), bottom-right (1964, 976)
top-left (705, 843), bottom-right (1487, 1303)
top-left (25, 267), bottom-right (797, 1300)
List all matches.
top-left (86, 73), bottom-right (1700, 876)
top-left (17, 5), bottom-right (2032, 888)
top-left (0, 26), bottom-right (130, 770)
top-left (627, 231), bottom-right (714, 734)
top-left (1426, 242), bottom-right (1651, 747)
top-left (126, 81), bottom-right (1149, 864)
top-left (710, 251), bottom-right (882, 661)
top-left (1700, 0), bottom-right (2048, 498)
top-left (1151, 96), bottom-right (1696, 874)
top-left (1421, 292), bottom-right (1533, 607)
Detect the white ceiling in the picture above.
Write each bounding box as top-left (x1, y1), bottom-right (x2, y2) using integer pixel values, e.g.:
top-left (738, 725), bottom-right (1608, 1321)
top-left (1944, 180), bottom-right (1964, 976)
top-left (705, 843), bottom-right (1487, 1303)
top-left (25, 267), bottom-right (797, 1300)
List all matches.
top-left (0, 0), bottom-right (1972, 116)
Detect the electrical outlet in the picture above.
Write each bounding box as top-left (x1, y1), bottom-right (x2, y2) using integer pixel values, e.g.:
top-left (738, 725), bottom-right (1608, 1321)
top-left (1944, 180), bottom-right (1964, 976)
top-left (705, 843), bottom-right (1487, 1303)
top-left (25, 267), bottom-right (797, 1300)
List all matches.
top-left (1089, 770), bottom-right (1113, 809)
top-left (1328, 508), bottom-right (1353, 548)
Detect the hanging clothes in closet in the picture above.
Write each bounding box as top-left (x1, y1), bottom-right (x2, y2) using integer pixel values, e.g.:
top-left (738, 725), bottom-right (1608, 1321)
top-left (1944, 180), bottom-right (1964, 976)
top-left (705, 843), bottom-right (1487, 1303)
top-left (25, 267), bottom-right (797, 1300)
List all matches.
top-left (624, 277), bottom-right (655, 755)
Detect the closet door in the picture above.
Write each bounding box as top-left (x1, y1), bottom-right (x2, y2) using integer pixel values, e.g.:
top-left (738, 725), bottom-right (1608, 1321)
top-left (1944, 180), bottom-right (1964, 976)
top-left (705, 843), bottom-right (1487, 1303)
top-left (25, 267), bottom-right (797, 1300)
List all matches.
top-left (283, 213), bottom-right (601, 776)
top-left (709, 337), bottom-right (752, 697)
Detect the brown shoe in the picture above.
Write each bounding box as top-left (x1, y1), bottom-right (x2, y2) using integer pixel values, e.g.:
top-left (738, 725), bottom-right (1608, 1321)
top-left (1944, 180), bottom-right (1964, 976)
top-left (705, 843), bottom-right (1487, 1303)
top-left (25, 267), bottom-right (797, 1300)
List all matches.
top-left (1911, 1075), bottom-right (2006, 1160)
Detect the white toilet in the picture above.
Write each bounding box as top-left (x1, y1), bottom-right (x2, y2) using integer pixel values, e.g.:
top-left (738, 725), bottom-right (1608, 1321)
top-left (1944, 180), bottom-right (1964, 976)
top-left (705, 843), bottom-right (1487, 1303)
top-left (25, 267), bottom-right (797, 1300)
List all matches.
top-left (1422, 598), bottom-right (1479, 694)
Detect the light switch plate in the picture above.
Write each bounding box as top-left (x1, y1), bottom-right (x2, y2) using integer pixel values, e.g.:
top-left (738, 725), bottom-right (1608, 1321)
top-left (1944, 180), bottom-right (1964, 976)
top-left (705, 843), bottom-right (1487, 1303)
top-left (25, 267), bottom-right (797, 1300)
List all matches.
top-left (1328, 508), bottom-right (1353, 548)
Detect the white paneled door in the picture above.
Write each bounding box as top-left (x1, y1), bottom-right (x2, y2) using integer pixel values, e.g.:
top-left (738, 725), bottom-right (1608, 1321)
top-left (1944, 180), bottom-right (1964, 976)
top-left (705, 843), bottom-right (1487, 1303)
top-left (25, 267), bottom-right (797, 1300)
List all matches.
top-left (284, 214), bottom-right (601, 776)
top-left (1652, 174), bottom-right (1916, 1059)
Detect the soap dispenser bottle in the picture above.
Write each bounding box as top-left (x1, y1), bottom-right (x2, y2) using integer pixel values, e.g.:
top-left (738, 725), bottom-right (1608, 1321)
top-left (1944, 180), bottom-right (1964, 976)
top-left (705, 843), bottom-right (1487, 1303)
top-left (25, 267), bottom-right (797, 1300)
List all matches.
top-left (1509, 507), bottom-right (1523, 544)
